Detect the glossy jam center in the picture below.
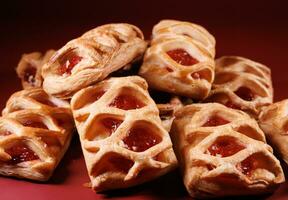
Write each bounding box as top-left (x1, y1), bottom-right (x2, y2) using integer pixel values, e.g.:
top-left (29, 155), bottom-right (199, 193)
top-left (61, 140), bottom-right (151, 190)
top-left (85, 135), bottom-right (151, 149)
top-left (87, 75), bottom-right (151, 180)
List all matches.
top-left (283, 121), bottom-right (288, 134)
top-left (123, 126), bottom-right (161, 152)
top-left (166, 48), bottom-right (199, 66)
top-left (5, 143), bottom-right (39, 164)
top-left (234, 87), bottom-right (255, 101)
top-left (224, 101), bottom-right (241, 109)
top-left (237, 156), bottom-right (258, 176)
top-left (191, 69), bottom-right (210, 81)
top-left (101, 118), bottom-right (123, 135)
top-left (86, 91), bottom-right (105, 106)
top-left (203, 115), bottom-right (230, 127)
top-left (59, 53), bottom-right (82, 75)
top-left (207, 137), bottom-right (245, 157)
top-left (24, 67), bottom-right (37, 85)
top-left (22, 120), bottom-right (48, 129)
top-left (109, 94), bottom-right (145, 110)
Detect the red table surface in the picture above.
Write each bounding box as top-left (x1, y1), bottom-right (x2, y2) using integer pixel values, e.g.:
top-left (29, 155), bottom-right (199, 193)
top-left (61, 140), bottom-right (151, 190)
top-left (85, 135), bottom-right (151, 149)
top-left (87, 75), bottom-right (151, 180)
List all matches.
top-left (1, 1), bottom-right (288, 199)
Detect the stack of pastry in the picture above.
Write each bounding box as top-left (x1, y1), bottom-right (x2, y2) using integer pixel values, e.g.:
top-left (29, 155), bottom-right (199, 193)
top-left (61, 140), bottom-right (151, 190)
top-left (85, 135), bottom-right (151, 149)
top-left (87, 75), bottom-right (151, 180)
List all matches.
top-left (0, 19), bottom-right (287, 199)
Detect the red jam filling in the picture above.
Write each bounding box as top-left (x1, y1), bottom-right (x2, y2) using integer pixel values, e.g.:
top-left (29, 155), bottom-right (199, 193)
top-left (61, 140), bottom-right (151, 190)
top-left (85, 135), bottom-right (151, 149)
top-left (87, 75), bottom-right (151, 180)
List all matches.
top-left (5, 143), bottom-right (39, 164)
top-left (283, 122), bottom-right (288, 134)
top-left (165, 67), bottom-right (174, 72)
top-left (237, 156), bottom-right (259, 176)
top-left (86, 90), bottom-right (105, 106)
top-left (24, 67), bottom-right (37, 85)
top-left (22, 120), bottom-right (48, 129)
top-left (101, 118), bottom-right (123, 135)
top-left (123, 126), bottom-right (161, 152)
top-left (191, 69), bottom-right (210, 81)
top-left (234, 87), bottom-right (255, 101)
top-left (207, 136), bottom-right (245, 157)
top-left (0, 130), bottom-right (12, 136)
top-left (59, 53), bottom-right (82, 75)
top-left (224, 101), bottom-right (241, 109)
top-left (109, 94), bottom-right (145, 110)
top-left (166, 48), bottom-right (199, 66)
top-left (203, 115), bottom-right (230, 127)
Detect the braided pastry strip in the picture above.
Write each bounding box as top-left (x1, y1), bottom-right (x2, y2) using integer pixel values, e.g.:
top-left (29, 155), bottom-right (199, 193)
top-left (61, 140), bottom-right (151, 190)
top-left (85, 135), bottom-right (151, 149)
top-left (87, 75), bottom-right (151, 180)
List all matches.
top-left (16, 50), bottom-right (55, 89)
top-left (171, 103), bottom-right (284, 198)
top-left (139, 20), bottom-right (215, 100)
top-left (71, 76), bottom-right (177, 191)
top-left (42, 23), bottom-right (147, 99)
top-left (0, 88), bottom-right (74, 181)
top-left (206, 56), bottom-right (273, 117)
top-left (259, 99), bottom-right (288, 165)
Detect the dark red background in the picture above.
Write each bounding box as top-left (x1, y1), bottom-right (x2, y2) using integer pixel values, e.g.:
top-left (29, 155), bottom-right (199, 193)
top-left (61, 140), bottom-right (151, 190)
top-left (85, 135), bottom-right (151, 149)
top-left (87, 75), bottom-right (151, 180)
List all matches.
top-left (0, 0), bottom-right (288, 199)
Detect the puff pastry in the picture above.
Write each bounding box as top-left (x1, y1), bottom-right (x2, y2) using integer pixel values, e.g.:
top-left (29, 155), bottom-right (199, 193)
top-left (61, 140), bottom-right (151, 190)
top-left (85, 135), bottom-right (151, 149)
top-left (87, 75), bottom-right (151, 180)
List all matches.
top-left (157, 96), bottom-right (183, 132)
top-left (71, 76), bottom-right (177, 191)
top-left (139, 20), bottom-right (215, 100)
top-left (171, 103), bottom-right (284, 198)
top-left (259, 99), bottom-right (288, 165)
top-left (0, 88), bottom-right (74, 181)
top-left (16, 50), bottom-right (55, 89)
top-left (206, 56), bottom-right (273, 117)
top-left (42, 23), bottom-right (147, 99)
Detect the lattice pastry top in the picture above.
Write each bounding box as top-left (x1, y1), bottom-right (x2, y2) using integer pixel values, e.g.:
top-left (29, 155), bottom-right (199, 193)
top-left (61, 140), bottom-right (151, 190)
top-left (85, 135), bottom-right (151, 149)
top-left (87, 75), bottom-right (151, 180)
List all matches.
top-left (139, 20), bottom-right (215, 100)
top-left (42, 23), bottom-right (147, 99)
top-left (171, 103), bottom-right (284, 198)
top-left (259, 99), bottom-right (288, 164)
top-left (206, 56), bottom-right (273, 117)
top-left (71, 76), bottom-right (177, 191)
top-left (16, 50), bottom-right (55, 89)
top-left (0, 88), bottom-right (74, 181)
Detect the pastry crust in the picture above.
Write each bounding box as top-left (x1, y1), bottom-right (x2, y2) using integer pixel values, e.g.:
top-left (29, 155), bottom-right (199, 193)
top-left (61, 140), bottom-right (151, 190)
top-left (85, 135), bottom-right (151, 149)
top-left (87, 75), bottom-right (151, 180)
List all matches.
top-left (259, 99), bottom-right (288, 165)
top-left (0, 88), bottom-right (74, 181)
top-left (157, 96), bottom-right (183, 132)
top-left (16, 50), bottom-right (55, 89)
top-left (71, 76), bottom-right (177, 191)
top-left (206, 56), bottom-right (273, 118)
top-left (171, 103), bottom-right (284, 198)
top-left (139, 20), bottom-right (215, 100)
top-left (42, 23), bottom-right (147, 99)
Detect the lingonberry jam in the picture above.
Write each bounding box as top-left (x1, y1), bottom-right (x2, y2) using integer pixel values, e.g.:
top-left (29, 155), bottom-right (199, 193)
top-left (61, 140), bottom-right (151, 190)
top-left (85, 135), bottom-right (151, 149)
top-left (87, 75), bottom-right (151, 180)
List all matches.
top-left (237, 156), bottom-right (258, 176)
top-left (207, 136), bottom-right (245, 157)
top-left (109, 94), bottom-right (145, 110)
top-left (22, 120), bottom-right (48, 129)
top-left (101, 118), bottom-right (123, 135)
top-left (5, 143), bottom-right (39, 164)
top-left (167, 48), bottom-right (199, 66)
top-left (59, 52), bottom-right (82, 75)
top-left (203, 115), bottom-right (230, 127)
top-left (123, 126), bottom-right (161, 152)
top-left (234, 87), bottom-right (255, 101)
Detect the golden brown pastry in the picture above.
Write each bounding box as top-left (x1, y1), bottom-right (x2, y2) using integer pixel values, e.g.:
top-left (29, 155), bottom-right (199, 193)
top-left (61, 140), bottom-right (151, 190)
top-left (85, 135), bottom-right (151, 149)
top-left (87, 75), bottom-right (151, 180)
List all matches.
top-left (42, 23), bottom-right (147, 99)
top-left (71, 76), bottom-right (177, 191)
top-left (16, 50), bottom-right (55, 89)
top-left (139, 20), bottom-right (215, 100)
top-left (259, 99), bottom-right (288, 164)
top-left (157, 96), bottom-right (183, 132)
top-left (206, 56), bottom-right (273, 117)
top-left (171, 103), bottom-right (284, 198)
top-left (0, 88), bottom-right (74, 181)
